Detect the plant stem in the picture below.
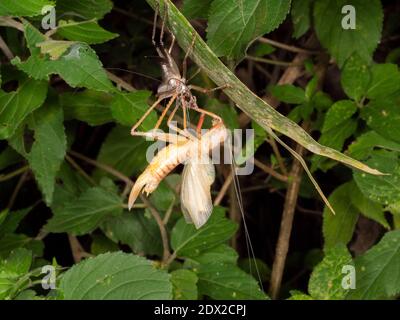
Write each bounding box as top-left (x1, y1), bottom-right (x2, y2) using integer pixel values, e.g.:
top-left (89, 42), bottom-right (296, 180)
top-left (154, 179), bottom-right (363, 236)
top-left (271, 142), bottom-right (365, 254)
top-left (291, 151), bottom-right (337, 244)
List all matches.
top-left (258, 37), bottom-right (320, 55)
top-left (141, 196), bottom-right (171, 263)
top-left (0, 35), bottom-right (14, 60)
top-left (246, 55), bottom-right (303, 67)
top-left (0, 165), bottom-right (29, 182)
top-left (7, 170), bottom-right (29, 209)
top-left (269, 142), bottom-right (305, 299)
top-left (65, 154), bottom-right (96, 186)
top-left (144, 0), bottom-right (381, 175)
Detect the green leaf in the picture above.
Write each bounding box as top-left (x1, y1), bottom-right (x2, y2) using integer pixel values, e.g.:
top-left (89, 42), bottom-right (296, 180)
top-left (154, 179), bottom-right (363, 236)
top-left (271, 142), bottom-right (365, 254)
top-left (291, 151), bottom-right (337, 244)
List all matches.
top-left (0, 210), bottom-right (7, 227)
top-left (60, 90), bottom-right (113, 126)
top-left (366, 63), bottom-right (400, 100)
top-left (196, 262), bottom-right (267, 300)
top-left (102, 212), bottom-right (163, 256)
top-left (57, 20), bottom-right (118, 45)
top-left (45, 186), bottom-right (123, 235)
top-left (90, 234), bottom-right (119, 255)
top-left (111, 91), bottom-right (157, 130)
top-left (37, 40), bottom-right (76, 61)
top-left (28, 104), bottom-right (66, 205)
top-left (56, 0), bottom-right (113, 20)
top-left (361, 98), bottom-right (400, 143)
top-left (0, 248), bottom-right (32, 276)
top-left (0, 147), bottom-right (22, 171)
top-left (353, 150), bottom-right (400, 206)
top-left (13, 22), bottom-right (114, 92)
top-left (0, 208), bottom-right (30, 236)
top-left (171, 207), bottom-right (237, 258)
top-left (170, 269), bottom-right (198, 300)
top-left (322, 100), bottom-right (358, 133)
top-left (312, 100), bottom-right (358, 163)
top-left (182, 0), bottom-right (213, 19)
top-left (0, 234), bottom-right (31, 258)
top-left (308, 245), bottom-right (353, 300)
top-left (95, 125), bottom-right (150, 178)
top-left (347, 230), bottom-right (400, 299)
top-left (341, 54), bottom-right (371, 101)
top-left (238, 258), bottom-right (271, 283)
top-left (59, 252), bottom-right (172, 299)
top-left (270, 84), bottom-right (306, 104)
top-left (0, 274), bottom-right (13, 299)
top-left (313, 0), bottom-right (383, 66)
top-left (348, 131), bottom-right (400, 160)
top-left (0, 79), bottom-right (48, 139)
top-left (288, 290), bottom-right (313, 300)
top-left (291, 0), bottom-right (313, 39)
top-left (207, 0), bottom-right (291, 61)
top-left (0, 0), bottom-right (54, 17)
top-left (312, 118), bottom-right (357, 171)
top-left (323, 182), bottom-right (359, 250)
top-left (149, 180), bottom-right (176, 212)
top-left (207, 99), bottom-right (239, 130)
top-left (349, 181), bottom-right (389, 229)
top-left (184, 244), bottom-right (238, 267)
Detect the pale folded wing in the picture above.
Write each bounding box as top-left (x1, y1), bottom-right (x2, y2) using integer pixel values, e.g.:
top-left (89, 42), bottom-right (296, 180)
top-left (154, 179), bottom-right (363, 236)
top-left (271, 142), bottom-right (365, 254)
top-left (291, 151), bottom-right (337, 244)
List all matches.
top-left (180, 156), bottom-right (216, 229)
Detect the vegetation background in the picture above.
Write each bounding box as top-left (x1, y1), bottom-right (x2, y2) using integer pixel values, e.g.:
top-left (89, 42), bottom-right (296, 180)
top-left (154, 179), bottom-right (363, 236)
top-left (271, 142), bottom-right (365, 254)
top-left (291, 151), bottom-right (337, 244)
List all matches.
top-left (0, 0), bottom-right (399, 300)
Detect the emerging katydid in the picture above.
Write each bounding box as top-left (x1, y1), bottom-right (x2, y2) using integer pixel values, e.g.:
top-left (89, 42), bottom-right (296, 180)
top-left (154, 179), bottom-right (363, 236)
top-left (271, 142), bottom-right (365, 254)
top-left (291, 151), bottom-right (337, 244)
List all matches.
top-left (128, 116), bottom-right (228, 229)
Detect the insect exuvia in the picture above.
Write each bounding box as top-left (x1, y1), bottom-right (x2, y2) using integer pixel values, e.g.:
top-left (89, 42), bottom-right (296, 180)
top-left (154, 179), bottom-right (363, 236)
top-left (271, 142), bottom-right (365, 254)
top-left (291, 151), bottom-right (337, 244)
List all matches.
top-left (128, 118), bottom-right (228, 228)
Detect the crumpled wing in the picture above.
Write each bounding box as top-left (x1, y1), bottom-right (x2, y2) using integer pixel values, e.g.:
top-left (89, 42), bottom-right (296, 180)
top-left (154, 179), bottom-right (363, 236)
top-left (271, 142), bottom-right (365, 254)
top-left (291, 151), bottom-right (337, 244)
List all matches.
top-left (180, 157), bottom-right (216, 229)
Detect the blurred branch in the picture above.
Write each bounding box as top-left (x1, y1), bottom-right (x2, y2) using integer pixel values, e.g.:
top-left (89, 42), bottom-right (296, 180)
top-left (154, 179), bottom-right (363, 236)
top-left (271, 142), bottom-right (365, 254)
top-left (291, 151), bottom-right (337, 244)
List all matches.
top-left (0, 17), bottom-right (24, 31)
top-left (0, 165), bottom-right (29, 182)
top-left (246, 55), bottom-right (303, 67)
top-left (68, 234), bottom-right (93, 263)
top-left (7, 170), bottom-right (29, 209)
top-left (258, 37), bottom-right (320, 55)
top-left (0, 35), bottom-right (14, 60)
top-left (269, 140), bottom-right (305, 299)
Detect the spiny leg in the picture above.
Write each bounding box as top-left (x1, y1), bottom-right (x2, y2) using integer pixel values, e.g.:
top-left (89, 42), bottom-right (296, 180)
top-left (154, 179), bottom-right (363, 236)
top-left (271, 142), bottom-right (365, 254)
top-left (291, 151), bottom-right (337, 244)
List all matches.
top-left (159, 0), bottom-right (168, 47)
top-left (151, 0), bottom-right (159, 47)
top-left (131, 96), bottom-right (164, 133)
top-left (189, 84), bottom-right (231, 95)
top-left (182, 33), bottom-right (196, 80)
top-left (167, 101), bottom-right (196, 141)
top-left (154, 92), bottom-right (178, 129)
top-left (192, 105), bottom-right (222, 122)
top-left (131, 129), bottom-right (187, 144)
top-left (265, 126), bottom-right (335, 215)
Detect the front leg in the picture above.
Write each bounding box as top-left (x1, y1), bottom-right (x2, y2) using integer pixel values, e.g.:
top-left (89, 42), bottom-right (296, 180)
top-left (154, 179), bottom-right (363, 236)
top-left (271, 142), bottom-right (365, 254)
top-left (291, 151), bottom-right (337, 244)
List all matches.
top-left (131, 129), bottom-right (187, 144)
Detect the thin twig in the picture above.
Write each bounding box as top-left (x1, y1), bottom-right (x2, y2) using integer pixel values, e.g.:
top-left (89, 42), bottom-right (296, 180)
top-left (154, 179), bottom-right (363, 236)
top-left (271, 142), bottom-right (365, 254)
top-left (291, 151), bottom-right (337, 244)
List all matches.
top-left (7, 170), bottom-right (29, 209)
top-left (65, 154), bottom-right (96, 186)
top-left (0, 165), bottom-right (29, 182)
top-left (113, 7), bottom-right (154, 26)
top-left (106, 71), bottom-right (136, 92)
top-left (68, 150), bottom-right (132, 187)
top-left (0, 17), bottom-right (25, 31)
top-left (162, 196), bottom-right (176, 225)
top-left (140, 196), bottom-right (171, 263)
top-left (267, 137), bottom-right (288, 175)
top-left (246, 55), bottom-right (303, 67)
top-left (254, 159), bottom-right (288, 182)
top-left (213, 173), bottom-right (234, 206)
top-left (0, 35), bottom-right (14, 60)
top-left (68, 234), bottom-right (93, 263)
top-left (269, 142), bottom-right (305, 299)
top-left (258, 37), bottom-right (320, 55)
